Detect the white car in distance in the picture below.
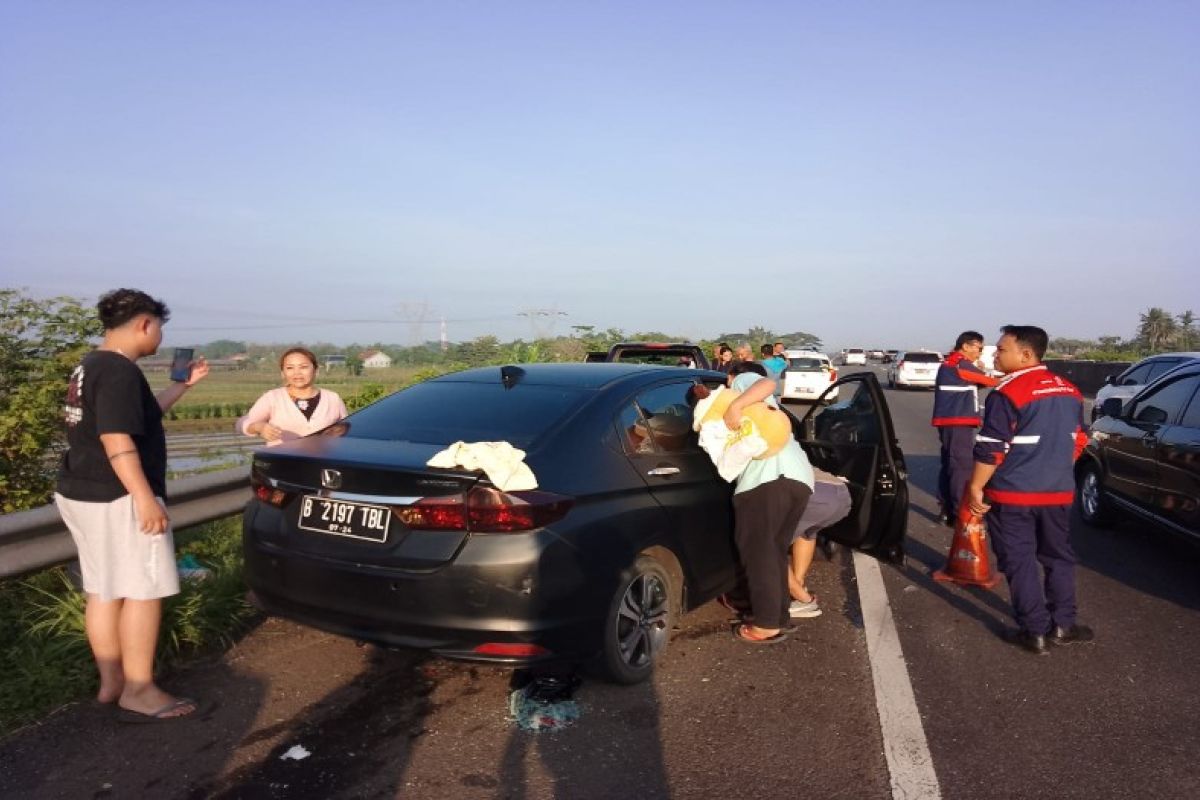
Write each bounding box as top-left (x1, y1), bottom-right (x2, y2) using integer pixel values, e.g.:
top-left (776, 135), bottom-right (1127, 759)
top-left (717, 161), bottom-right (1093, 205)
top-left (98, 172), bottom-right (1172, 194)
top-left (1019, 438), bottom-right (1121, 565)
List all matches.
top-left (842, 348), bottom-right (867, 366)
top-left (781, 351), bottom-right (839, 404)
top-left (888, 350), bottom-right (943, 389)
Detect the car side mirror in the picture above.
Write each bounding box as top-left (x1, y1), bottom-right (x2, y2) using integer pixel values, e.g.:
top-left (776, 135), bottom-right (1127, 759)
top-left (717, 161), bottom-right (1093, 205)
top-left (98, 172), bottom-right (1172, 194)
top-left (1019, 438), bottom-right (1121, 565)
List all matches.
top-left (1099, 397), bottom-right (1124, 418)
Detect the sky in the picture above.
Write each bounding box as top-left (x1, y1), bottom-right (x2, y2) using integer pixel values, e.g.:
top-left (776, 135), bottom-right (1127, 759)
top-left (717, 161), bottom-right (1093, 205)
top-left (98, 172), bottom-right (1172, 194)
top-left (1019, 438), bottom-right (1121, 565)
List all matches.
top-left (2, 1), bottom-right (1198, 351)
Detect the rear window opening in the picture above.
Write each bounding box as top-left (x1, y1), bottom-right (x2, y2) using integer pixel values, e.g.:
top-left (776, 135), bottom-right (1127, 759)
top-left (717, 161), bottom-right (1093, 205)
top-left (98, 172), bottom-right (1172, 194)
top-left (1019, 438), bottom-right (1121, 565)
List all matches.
top-left (902, 353), bottom-right (942, 363)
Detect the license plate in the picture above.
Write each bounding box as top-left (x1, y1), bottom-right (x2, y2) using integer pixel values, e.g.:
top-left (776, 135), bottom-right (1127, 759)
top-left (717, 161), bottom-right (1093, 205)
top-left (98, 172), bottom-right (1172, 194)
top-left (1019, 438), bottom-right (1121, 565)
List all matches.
top-left (298, 496), bottom-right (391, 542)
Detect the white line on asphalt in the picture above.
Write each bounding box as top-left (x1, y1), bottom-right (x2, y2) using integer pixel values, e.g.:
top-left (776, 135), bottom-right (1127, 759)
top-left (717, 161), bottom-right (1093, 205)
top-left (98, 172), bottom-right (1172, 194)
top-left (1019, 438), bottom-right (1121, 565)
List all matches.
top-left (853, 550), bottom-right (941, 800)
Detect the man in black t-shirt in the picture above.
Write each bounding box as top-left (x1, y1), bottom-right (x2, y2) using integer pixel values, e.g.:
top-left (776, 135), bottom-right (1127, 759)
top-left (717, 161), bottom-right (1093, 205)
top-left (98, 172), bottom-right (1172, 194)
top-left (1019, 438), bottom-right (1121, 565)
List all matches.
top-left (55, 288), bottom-right (210, 723)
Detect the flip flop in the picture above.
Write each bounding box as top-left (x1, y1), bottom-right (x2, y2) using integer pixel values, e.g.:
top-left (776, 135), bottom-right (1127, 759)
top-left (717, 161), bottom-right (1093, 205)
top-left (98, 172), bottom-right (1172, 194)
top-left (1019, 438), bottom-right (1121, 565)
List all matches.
top-left (117, 697), bottom-right (212, 724)
top-left (732, 623), bottom-right (788, 645)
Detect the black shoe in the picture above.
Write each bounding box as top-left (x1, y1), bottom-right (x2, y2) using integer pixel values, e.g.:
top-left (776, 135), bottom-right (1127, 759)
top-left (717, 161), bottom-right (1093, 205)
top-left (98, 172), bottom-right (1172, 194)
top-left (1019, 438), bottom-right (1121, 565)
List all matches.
top-left (1049, 624), bottom-right (1094, 645)
top-left (1004, 629), bottom-right (1050, 655)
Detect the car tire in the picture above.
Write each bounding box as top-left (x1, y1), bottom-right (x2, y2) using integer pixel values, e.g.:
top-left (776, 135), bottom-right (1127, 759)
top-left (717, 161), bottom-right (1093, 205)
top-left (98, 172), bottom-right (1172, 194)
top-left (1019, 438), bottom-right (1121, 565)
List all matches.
top-left (1077, 462), bottom-right (1114, 527)
top-left (599, 554), bottom-right (675, 685)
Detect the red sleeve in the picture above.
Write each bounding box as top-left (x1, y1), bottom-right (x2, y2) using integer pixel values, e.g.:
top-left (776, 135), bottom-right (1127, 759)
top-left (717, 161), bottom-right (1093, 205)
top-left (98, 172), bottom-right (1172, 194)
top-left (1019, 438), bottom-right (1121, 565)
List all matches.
top-left (955, 366), bottom-right (1000, 388)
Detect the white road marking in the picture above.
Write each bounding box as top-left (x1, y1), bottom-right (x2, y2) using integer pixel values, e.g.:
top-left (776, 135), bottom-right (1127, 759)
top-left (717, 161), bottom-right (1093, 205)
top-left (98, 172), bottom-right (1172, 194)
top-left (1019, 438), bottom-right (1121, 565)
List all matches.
top-left (853, 550), bottom-right (941, 800)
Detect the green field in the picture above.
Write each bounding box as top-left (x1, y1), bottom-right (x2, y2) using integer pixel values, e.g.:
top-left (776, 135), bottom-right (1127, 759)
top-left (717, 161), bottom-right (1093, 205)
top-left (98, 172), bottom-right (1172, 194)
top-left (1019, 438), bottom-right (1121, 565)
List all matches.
top-left (147, 365), bottom-right (427, 432)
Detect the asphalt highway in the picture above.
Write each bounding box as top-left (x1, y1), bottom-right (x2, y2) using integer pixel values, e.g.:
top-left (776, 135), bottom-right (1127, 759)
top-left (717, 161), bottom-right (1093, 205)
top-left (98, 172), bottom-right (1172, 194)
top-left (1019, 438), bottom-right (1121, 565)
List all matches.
top-left (2, 364), bottom-right (1197, 799)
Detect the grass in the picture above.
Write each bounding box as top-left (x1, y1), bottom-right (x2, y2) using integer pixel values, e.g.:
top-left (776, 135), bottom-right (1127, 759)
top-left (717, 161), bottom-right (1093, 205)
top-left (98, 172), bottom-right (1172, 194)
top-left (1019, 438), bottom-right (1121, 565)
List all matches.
top-left (0, 516), bottom-right (258, 738)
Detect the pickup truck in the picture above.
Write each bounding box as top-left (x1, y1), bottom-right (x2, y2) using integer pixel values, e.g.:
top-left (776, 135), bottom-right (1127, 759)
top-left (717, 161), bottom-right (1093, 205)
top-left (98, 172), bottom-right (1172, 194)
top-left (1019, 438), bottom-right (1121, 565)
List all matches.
top-left (584, 342), bottom-right (711, 369)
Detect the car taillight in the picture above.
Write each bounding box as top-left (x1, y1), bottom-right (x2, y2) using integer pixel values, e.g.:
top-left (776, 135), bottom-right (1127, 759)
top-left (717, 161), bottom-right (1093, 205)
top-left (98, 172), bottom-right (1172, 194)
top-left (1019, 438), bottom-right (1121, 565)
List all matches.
top-left (830, 368), bottom-right (837, 381)
top-left (473, 643), bottom-right (551, 657)
top-left (398, 487), bottom-right (573, 533)
top-left (251, 475), bottom-right (293, 507)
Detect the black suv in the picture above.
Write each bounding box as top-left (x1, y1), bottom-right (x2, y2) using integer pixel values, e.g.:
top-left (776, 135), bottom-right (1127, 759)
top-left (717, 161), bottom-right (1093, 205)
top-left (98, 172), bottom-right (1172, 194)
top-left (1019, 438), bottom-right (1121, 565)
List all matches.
top-left (1076, 361), bottom-right (1200, 541)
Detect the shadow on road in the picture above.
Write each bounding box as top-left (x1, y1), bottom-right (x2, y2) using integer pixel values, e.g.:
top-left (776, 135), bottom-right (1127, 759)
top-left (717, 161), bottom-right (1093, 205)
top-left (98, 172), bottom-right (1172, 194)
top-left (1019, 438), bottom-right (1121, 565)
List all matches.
top-left (1072, 508), bottom-right (1200, 612)
top-left (0, 653), bottom-right (268, 799)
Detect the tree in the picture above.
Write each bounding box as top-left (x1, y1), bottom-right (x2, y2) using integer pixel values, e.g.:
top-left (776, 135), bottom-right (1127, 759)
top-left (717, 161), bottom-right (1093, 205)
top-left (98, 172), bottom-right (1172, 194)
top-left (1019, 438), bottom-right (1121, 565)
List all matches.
top-left (0, 290), bottom-right (99, 512)
top-left (1177, 310), bottom-right (1195, 350)
top-left (1138, 307), bottom-right (1177, 352)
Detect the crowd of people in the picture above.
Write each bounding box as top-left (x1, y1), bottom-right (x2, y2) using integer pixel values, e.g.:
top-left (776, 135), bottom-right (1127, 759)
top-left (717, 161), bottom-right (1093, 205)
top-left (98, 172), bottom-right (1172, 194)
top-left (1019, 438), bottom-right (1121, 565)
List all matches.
top-left (51, 289), bottom-right (1090, 727)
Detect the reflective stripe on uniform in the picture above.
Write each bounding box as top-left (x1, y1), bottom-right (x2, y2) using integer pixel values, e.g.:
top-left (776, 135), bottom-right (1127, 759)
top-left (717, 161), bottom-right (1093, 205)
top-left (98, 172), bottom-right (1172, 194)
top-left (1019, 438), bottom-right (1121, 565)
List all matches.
top-left (1010, 435), bottom-right (1041, 444)
top-left (937, 386), bottom-right (974, 392)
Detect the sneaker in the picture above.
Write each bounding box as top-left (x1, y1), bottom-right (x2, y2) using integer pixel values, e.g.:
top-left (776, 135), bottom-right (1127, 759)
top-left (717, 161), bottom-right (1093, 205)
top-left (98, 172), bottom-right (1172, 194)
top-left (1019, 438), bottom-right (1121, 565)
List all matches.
top-left (788, 598), bottom-right (822, 618)
top-left (1049, 624), bottom-right (1095, 645)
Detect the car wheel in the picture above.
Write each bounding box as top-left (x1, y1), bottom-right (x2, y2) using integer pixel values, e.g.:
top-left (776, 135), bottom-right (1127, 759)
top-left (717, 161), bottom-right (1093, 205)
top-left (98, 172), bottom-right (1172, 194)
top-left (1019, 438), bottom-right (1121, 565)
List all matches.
top-left (1077, 462), bottom-right (1113, 527)
top-left (600, 554), bottom-right (675, 685)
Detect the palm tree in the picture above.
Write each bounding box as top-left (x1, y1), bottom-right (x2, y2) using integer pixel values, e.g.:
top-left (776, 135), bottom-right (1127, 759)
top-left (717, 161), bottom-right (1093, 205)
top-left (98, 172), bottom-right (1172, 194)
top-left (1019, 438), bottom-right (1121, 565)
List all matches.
top-left (1138, 308), bottom-right (1177, 352)
top-left (1177, 310), bottom-right (1196, 350)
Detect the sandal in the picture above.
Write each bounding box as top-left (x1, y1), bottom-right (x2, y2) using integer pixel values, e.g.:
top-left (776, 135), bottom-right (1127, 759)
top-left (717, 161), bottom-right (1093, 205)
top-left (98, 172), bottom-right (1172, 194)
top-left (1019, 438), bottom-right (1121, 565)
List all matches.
top-left (732, 623), bottom-right (788, 645)
top-left (117, 697), bottom-right (211, 724)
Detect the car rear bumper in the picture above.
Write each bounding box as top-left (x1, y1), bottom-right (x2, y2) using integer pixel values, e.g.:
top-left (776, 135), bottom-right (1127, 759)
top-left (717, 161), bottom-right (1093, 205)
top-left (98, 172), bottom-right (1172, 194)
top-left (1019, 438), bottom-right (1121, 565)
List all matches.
top-left (783, 385), bottom-right (839, 401)
top-left (243, 507), bottom-right (610, 665)
top-left (895, 374), bottom-right (936, 387)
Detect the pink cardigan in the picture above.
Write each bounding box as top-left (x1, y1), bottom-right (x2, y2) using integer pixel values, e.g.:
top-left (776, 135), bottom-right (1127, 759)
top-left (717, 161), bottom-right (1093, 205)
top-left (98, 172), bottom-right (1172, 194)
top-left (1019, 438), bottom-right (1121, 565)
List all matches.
top-left (236, 387), bottom-right (349, 446)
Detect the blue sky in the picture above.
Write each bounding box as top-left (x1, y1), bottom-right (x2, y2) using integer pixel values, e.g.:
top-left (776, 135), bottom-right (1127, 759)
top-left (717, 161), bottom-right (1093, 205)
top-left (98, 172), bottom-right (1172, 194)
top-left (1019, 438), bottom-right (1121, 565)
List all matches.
top-left (2, 1), bottom-right (1197, 350)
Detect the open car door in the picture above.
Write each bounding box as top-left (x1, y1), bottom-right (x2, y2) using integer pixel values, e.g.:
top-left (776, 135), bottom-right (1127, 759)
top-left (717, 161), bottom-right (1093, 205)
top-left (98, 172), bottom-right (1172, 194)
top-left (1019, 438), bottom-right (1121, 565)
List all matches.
top-left (793, 372), bottom-right (908, 563)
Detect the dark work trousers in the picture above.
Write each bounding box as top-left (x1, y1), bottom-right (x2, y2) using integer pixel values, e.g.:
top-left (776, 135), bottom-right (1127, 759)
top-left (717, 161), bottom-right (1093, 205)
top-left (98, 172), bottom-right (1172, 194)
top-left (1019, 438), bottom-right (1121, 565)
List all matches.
top-left (937, 426), bottom-right (977, 517)
top-left (732, 477), bottom-right (813, 630)
top-left (987, 503), bottom-right (1077, 635)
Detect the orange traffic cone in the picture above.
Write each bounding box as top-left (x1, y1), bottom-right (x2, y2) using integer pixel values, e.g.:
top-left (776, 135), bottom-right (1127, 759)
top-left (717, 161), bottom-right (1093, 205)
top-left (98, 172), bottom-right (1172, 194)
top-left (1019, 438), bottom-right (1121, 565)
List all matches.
top-left (933, 503), bottom-right (1000, 588)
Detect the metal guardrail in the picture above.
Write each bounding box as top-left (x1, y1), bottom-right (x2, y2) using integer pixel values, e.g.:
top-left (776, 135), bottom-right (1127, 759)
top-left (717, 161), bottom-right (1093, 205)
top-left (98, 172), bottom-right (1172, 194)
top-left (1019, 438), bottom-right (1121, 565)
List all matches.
top-left (0, 467), bottom-right (251, 580)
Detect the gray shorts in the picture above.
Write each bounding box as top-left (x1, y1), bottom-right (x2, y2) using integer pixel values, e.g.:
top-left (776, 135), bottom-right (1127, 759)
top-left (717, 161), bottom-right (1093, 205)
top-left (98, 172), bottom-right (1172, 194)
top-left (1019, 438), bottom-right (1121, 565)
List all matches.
top-left (791, 475), bottom-right (852, 542)
top-left (55, 493), bottom-right (180, 601)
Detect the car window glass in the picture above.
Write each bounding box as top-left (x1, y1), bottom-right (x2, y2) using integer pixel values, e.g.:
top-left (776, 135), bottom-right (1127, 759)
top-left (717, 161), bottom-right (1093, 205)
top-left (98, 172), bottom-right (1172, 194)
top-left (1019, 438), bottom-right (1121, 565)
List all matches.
top-left (617, 402), bottom-right (657, 454)
top-left (1130, 376), bottom-right (1200, 426)
top-left (901, 353), bottom-right (941, 363)
top-left (811, 381), bottom-right (880, 446)
top-left (340, 381), bottom-right (584, 447)
top-left (1120, 364), bottom-right (1152, 385)
top-left (635, 383), bottom-right (699, 453)
top-left (1145, 358), bottom-right (1182, 381)
top-left (788, 357), bottom-right (826, 371)
top-left (1180, 385), bottom-right (1200, 429)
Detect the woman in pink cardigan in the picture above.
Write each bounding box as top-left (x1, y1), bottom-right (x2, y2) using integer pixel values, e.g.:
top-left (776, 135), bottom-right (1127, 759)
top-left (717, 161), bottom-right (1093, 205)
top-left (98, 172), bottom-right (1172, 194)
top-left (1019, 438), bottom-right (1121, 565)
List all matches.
top-left (237, 347), bottom-right (348, 446)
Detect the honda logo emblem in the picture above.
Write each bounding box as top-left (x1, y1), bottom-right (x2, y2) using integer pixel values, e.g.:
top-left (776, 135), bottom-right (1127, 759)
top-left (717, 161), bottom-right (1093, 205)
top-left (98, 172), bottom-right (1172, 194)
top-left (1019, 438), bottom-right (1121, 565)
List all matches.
top-left (320, 469), bottom-right (342, 489)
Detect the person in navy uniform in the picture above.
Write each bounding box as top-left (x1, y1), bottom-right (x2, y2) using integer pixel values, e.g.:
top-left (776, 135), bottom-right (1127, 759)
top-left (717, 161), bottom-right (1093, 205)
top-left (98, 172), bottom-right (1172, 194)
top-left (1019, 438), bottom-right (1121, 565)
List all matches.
top-left (932, 331), bottom-right (999, 524)
top-left (967, 325), bottom-right (1092, 654)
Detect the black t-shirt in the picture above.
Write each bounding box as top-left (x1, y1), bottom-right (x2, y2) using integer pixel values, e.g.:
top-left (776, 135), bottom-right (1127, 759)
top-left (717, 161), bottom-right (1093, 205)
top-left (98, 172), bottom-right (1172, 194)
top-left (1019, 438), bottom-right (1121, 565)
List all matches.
top-left (57, 350), bottom-right (168, 502)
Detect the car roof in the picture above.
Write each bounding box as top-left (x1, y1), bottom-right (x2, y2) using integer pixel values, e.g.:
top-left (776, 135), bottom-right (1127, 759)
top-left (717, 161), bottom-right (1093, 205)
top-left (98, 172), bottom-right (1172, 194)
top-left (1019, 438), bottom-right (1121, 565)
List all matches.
top-left (1131, 352), bottom-right (1200, 364)
top-left (431, 362), bottom-right (717, 390)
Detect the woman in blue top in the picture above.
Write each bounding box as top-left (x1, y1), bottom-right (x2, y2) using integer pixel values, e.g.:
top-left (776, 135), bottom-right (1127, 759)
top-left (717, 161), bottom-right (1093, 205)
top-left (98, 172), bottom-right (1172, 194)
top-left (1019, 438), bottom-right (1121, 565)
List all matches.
top-left (724, 362), bottom-right (815, 643)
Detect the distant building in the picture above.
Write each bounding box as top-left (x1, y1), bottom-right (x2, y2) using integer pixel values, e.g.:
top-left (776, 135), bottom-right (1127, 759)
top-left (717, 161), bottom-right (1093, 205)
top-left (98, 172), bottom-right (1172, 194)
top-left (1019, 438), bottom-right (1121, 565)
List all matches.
top-left (360, 349), bottom-right (393, 369)
top-left (325, 354), bottom-right (348, 368)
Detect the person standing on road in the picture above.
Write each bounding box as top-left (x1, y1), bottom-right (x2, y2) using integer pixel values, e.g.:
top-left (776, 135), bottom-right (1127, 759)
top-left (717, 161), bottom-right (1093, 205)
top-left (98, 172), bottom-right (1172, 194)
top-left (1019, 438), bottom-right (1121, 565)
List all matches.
top-left (237, 347), bottom-right (348, 446)
top-left (932, 331), bottom-right (999, 524)
top-left (724, 361), bottom-right (815, 644)
top-left (967, 325), bottom-right (1092, 655)
top-left (55, 288), bottom-right (211, 721)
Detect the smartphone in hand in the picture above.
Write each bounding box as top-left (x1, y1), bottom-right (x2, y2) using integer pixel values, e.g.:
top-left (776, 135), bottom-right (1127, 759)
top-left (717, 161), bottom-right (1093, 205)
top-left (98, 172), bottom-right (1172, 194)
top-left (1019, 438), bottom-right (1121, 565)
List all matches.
top-left (169, 348), bottom-right (194, 382)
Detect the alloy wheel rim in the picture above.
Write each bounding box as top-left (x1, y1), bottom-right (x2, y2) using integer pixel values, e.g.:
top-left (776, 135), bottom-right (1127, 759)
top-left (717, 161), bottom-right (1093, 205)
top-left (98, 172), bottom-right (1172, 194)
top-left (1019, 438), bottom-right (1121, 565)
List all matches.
top-left (614, 573), bottom-right (670, 669)
top-left (1081, 471), bottom-right (1100, 517)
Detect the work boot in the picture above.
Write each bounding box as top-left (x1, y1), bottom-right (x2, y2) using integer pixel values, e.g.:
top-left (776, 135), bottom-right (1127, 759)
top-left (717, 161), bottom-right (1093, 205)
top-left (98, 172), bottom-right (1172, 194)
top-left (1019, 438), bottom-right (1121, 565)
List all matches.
top-left (1049, 624), bottom-right (1095, 645)
top-left (1005, 629), bottom-right (1049, 656)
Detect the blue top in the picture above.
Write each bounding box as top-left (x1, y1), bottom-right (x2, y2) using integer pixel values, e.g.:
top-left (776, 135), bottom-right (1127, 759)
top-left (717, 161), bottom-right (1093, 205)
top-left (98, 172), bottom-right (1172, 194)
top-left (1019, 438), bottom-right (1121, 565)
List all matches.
top-left (730, 373), bottom-right (814, 494)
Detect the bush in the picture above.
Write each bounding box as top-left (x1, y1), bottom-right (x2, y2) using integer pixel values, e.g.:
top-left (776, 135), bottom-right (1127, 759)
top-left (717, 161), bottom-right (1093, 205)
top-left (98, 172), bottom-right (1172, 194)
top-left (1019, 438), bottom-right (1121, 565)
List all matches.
top-left (0, 290), bottom-right (99, 512)
top-left (0, 516), bottom-right (256, 736)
